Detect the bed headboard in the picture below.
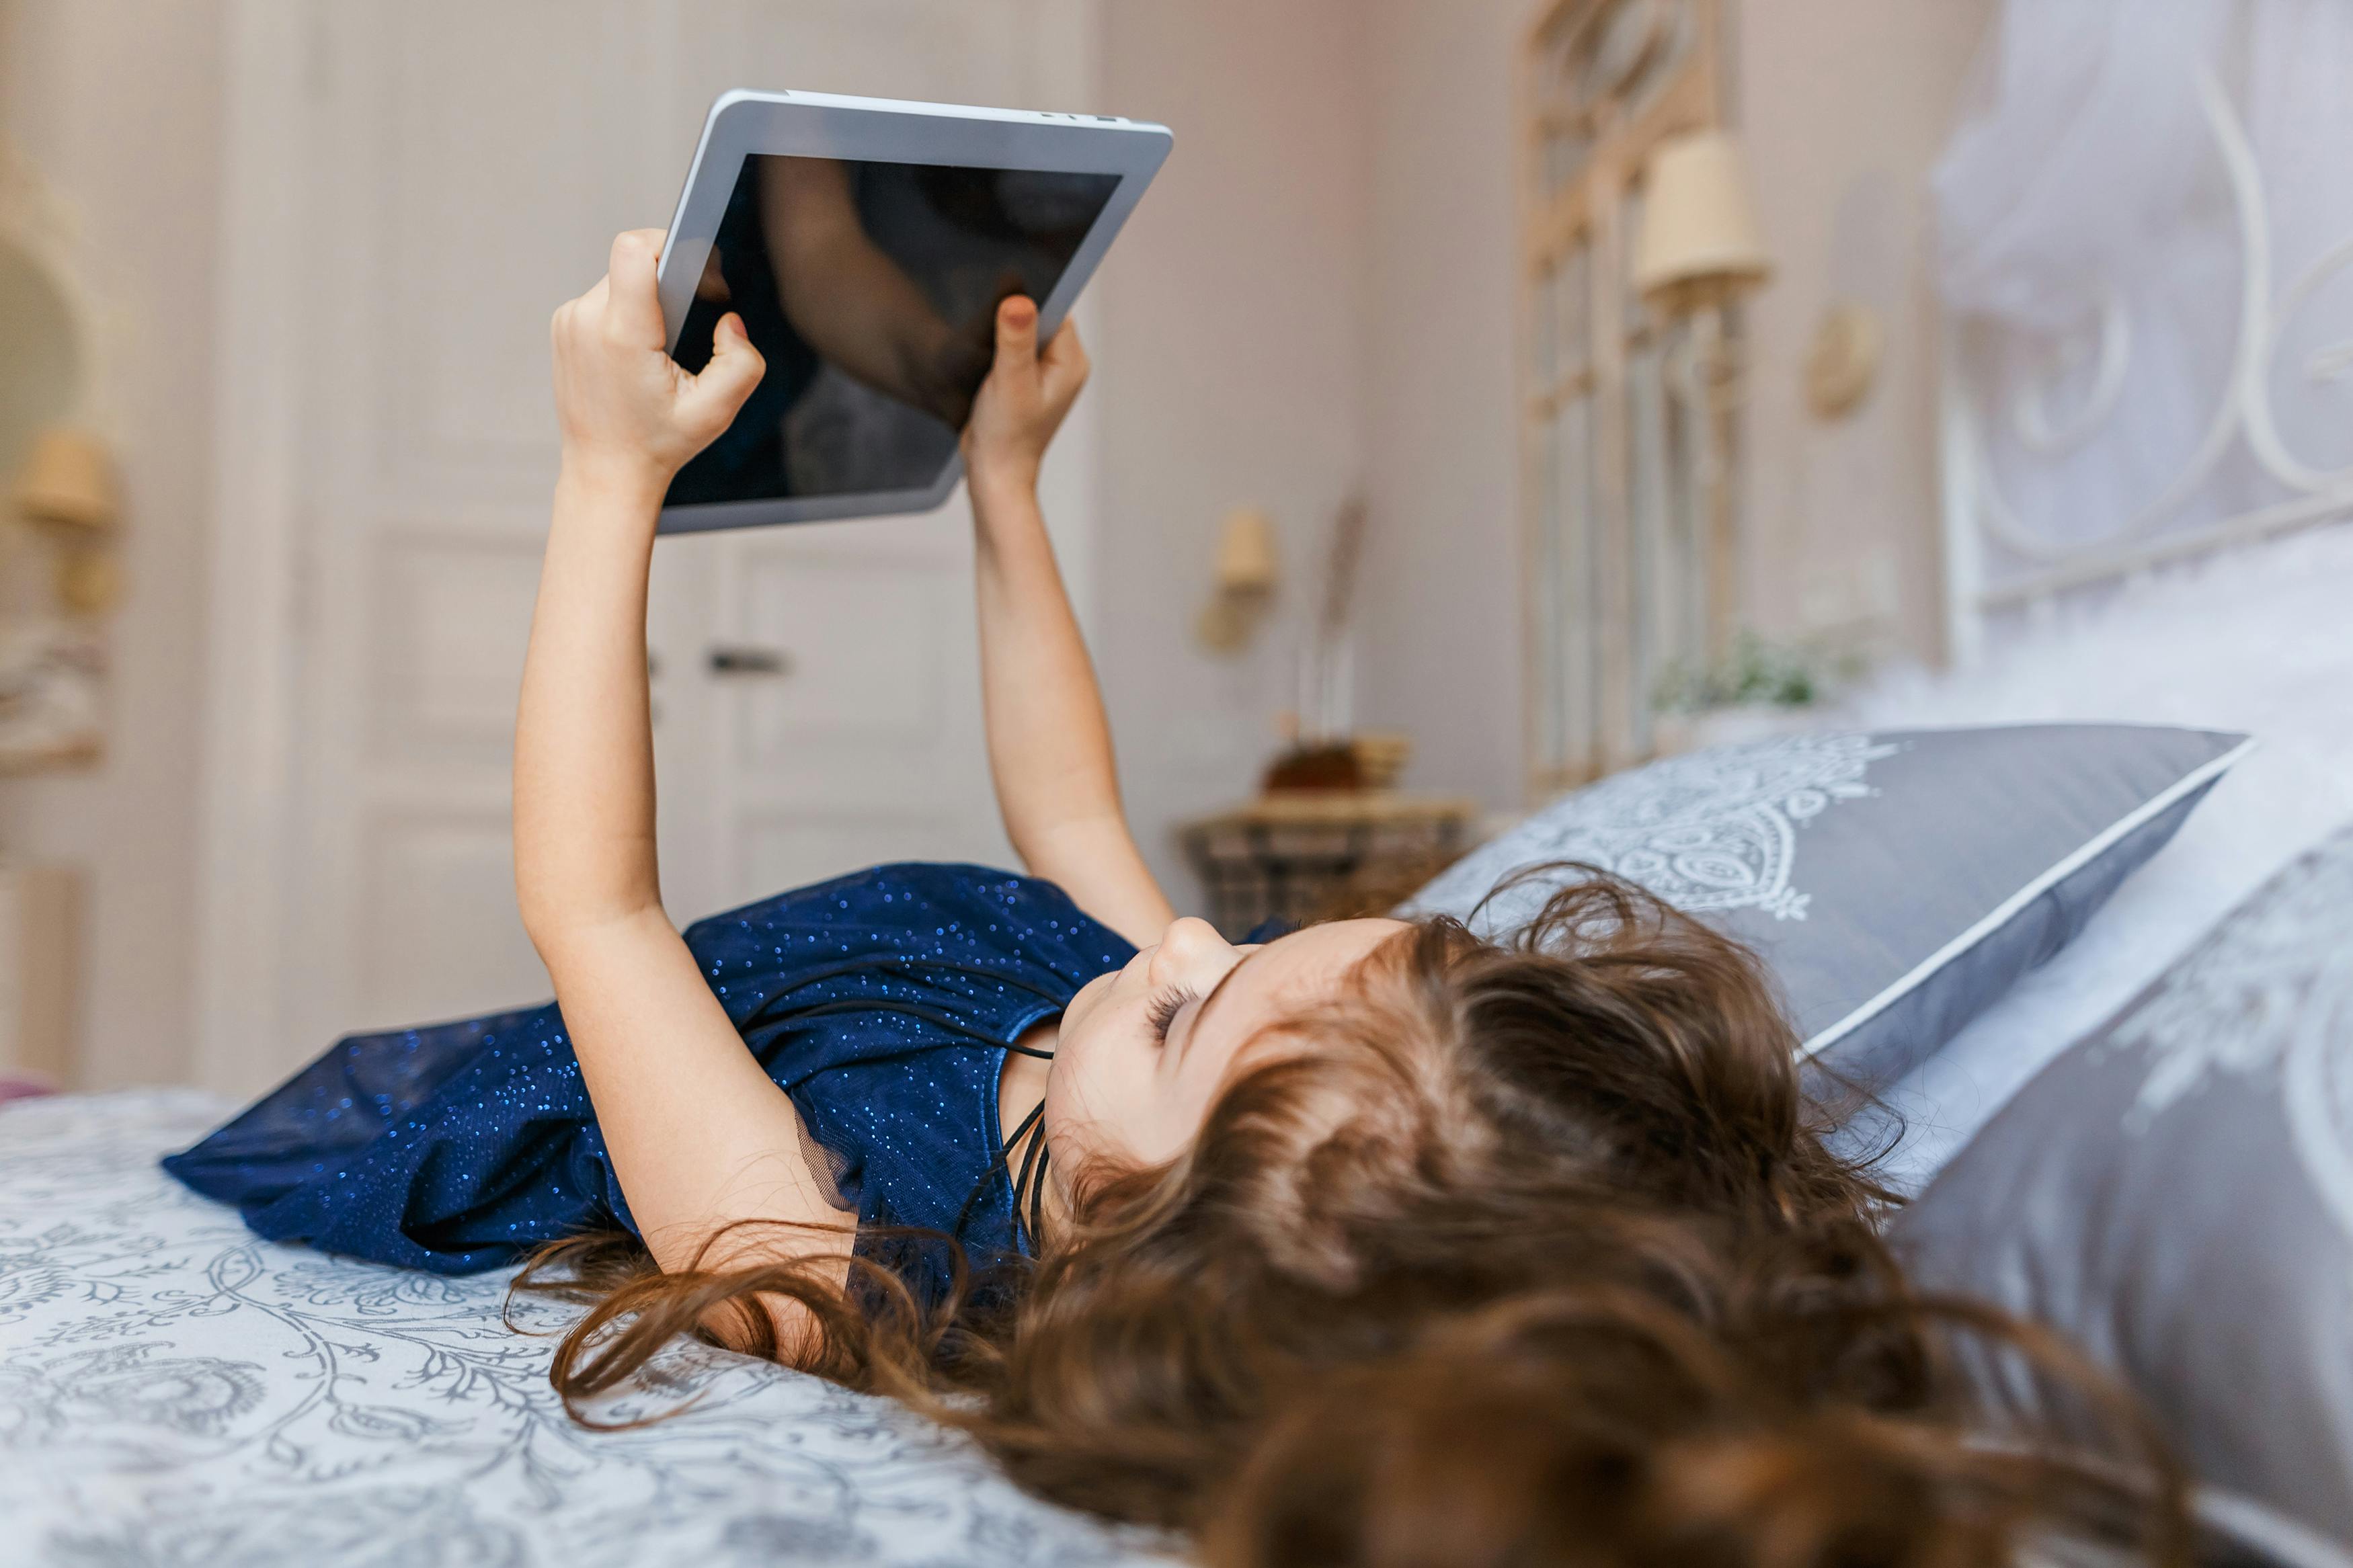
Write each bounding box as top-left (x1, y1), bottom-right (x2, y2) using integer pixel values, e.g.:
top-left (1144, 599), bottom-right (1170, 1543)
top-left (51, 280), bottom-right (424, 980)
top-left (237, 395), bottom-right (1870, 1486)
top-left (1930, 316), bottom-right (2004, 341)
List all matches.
top-left (1939, 60), bottom-right (2353, 664)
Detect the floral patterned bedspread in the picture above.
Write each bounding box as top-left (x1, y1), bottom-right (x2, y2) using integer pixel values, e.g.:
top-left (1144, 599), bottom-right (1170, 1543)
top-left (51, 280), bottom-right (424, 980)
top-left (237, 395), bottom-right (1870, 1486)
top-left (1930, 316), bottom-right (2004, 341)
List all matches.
top-left (0, 1091), bottom-right (1160, 1568)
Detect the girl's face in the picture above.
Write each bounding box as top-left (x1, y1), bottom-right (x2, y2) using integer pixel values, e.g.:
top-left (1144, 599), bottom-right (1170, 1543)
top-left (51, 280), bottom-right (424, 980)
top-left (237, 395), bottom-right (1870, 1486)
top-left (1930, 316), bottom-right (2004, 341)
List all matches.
top-left (1047, 915), bottom-right (1409, 1173)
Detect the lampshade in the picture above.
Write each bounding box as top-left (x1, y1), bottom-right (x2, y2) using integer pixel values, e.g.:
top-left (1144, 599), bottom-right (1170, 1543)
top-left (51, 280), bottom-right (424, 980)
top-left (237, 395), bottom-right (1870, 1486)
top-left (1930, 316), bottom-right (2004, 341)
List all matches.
top-left (1632, 130), bottom-right (1771, 308)
top-left (13, 426), bottom-right (117, 530)
top-left (1213, 506), bottom-right (1279, 594)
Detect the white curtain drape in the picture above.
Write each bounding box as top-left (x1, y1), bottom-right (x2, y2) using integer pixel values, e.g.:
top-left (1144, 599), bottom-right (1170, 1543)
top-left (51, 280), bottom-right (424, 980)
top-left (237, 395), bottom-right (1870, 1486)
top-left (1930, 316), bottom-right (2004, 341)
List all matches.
top-left (1935, 0), bottom-right (2353, 571)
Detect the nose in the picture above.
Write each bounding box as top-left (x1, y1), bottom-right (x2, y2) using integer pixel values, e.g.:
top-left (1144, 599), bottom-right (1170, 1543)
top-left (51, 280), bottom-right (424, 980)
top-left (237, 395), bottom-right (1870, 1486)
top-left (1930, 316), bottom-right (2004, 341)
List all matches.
top-left (1148, 915), bottom-right (1236, 987)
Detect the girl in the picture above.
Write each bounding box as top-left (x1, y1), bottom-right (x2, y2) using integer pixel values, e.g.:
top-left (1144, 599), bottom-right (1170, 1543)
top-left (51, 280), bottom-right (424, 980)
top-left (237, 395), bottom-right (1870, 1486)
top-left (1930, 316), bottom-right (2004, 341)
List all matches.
top-left (167, 231), bottom-right (2179, 1565)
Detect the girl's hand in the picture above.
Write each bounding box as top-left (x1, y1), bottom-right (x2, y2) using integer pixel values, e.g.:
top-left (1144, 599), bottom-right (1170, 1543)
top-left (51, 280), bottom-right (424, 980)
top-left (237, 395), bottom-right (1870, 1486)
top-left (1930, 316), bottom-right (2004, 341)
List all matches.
top-left (961, 296), bottom-right (1088, 500)
top-left (552, 229), bottom-right (766, 493)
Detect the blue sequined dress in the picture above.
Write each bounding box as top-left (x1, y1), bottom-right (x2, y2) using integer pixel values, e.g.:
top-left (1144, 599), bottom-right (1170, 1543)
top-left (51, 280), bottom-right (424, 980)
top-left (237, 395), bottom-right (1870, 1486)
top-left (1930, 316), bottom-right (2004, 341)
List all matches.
top-left (161, 864), bottom-right (1137, 1303)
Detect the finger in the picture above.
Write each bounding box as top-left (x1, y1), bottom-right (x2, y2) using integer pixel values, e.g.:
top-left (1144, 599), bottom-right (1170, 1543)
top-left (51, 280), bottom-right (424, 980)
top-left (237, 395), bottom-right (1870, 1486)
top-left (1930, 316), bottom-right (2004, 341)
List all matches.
top-left (551, 276), bottom-right (610, 350)
top-left (603, 229), bottom-right (669, 349)
top-left (677, 311), bottom-right (766, 431)
top-left (694, 245), bottom-right (733, 304)
top-left (1039, 319), bottom-right (1089, 402)
top-left (1040, 317), bottom-right (1084, 367)
top-left (992, 295), bottom-right (1041, 384)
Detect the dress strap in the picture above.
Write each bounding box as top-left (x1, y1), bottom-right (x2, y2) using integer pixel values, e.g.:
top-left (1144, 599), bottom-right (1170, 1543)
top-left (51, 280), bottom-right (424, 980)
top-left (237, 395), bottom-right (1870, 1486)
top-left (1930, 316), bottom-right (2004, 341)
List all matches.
top-left (953, 1097), bottom-right (1051, 1257)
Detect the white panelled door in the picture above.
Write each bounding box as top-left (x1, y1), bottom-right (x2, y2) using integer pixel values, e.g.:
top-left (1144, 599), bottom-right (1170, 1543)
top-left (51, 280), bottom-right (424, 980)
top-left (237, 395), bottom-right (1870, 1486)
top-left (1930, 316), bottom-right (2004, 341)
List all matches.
top-left (204, 0), bottom-right (1100, 1094)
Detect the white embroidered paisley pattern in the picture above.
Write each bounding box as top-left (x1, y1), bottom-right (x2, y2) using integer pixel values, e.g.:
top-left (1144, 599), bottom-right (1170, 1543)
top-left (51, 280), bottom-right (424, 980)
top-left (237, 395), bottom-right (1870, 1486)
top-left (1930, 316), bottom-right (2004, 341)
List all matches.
top-left (0, 1091), bottom-right (1154, 1567)
top-left (1410, 733), bottom-right (1902, 934)
top-left (2111, 825), bottom-right (2353, 1235)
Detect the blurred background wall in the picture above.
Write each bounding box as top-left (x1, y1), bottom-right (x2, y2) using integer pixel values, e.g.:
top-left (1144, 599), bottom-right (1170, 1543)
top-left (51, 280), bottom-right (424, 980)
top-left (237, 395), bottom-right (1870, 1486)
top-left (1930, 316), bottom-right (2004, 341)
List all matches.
top-left (1094, 0), bottom-right (1374, 921)
top-left (1737, 0), bottom-right (1996, 654)
top-left (0, 0), bottom-right (224, 1089)
top-left (1351, 0), bottom-right (1995, 813)
top-left (0, 0), bottom-right (1993, 1092)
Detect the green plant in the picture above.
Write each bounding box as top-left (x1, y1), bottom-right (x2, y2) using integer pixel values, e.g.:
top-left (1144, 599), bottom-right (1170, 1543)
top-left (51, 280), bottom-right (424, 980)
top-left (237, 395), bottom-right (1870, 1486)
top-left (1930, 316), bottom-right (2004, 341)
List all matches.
top-left (1652, 630), bottom-right (1849, 714)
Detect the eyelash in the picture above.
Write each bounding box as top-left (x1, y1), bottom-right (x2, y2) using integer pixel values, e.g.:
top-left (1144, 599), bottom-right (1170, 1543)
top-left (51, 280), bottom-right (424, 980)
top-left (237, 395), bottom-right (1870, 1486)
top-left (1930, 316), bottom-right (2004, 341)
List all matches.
top-left (1146, 987), bottom-right (1197, 1045)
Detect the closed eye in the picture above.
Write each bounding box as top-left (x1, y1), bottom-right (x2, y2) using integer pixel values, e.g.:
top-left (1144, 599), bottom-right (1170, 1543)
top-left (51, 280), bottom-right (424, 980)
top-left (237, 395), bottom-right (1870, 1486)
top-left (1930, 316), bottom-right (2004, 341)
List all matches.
top-left (1146, 987), bottom-right (1197, 1046)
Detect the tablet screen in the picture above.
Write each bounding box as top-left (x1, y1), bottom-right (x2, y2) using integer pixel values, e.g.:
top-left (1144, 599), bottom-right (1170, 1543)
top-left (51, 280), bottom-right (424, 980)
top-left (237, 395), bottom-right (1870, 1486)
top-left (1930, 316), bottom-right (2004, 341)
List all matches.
top-left (665, 156), bottom-right (1120, 509)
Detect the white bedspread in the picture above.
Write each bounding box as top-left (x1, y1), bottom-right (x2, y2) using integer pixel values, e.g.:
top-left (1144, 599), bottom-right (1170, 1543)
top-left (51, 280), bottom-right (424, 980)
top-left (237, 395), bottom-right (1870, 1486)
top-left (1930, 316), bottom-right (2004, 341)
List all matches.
top-left (0, 1090), bottom-right (1158, 1568)
top-left (1833, 522), bottom-right (2353, 1188)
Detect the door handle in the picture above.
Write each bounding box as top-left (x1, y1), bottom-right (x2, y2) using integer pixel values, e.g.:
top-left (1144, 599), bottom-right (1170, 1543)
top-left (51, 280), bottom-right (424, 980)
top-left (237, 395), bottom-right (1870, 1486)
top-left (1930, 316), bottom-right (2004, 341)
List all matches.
top-left (707, 645), bottom-right (792, 677)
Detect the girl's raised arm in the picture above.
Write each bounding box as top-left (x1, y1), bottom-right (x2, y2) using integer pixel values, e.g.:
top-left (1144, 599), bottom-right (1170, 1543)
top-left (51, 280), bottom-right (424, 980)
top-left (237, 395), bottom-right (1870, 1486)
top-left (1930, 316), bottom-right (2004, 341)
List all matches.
top-left (964, 298), bottom-right (1176, 948)
top-left (516, 229), bottom-right (847, 1352)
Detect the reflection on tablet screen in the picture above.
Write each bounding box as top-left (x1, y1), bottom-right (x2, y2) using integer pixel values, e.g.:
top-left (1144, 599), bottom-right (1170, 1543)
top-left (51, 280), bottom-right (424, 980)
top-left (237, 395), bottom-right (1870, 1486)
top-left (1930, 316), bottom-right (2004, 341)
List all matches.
top-left (666, 155), bottom-right (1119, 508)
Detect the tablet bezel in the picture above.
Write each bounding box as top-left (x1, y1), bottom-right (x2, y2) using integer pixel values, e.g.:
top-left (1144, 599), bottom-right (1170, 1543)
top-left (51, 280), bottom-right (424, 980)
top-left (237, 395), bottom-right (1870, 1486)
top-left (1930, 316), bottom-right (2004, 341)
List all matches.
top-left (652, 89), bottom-right (1171, 534)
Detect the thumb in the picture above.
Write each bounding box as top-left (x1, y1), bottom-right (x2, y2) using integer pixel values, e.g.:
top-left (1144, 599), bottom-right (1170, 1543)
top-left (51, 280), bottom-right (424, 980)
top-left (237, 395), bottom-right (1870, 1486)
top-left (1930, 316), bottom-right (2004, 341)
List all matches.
top-left (678, 312), bottom-right (765, 432)
top-left (992, 295), bottom-right (1040, 384)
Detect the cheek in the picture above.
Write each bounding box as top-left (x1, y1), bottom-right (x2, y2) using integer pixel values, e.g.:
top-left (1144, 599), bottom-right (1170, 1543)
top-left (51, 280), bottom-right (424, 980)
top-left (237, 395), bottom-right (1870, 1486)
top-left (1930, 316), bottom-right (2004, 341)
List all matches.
top-left (1058, 973), bottom-right (1111, 1038)
top-left (1043, 1029), bottom-right (1156, 1168)
top-left (1041, 1073), bottom-right (1116, 1172)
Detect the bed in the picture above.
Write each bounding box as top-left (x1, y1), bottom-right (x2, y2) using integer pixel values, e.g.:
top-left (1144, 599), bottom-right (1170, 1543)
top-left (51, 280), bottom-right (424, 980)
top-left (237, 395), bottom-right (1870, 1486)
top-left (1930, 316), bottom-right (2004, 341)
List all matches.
top-left (8, 544), bottom-right (2352, 1564)
top-left (15, 64), bottom-right (2353, 1545)
top-left (0, 1089), bottom-right (1158, 1567)
top-left (1843, 519), bottom-right (2353, 1189)
top-left (11, 513), bottom-right (2353, 1567)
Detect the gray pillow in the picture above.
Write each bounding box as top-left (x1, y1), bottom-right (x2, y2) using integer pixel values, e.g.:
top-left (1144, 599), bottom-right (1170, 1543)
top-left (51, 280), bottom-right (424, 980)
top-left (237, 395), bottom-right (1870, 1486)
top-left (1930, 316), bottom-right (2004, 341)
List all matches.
top-left (1895, 821), bottom-right (2353, 1551)
top-left (1402, 725), bottom-right (2249, 1087)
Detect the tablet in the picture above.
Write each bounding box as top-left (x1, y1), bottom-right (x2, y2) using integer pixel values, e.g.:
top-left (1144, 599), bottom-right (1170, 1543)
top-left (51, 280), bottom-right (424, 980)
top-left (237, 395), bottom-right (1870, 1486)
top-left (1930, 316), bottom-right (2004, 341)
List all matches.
top-left (653, 89), bottom-right (1172, 533)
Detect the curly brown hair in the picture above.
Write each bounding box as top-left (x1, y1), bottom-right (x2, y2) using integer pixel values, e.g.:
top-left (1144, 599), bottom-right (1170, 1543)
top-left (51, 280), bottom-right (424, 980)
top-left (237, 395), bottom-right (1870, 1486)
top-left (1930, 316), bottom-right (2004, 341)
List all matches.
top-left (510, 872), bottom-right (2185, 1565)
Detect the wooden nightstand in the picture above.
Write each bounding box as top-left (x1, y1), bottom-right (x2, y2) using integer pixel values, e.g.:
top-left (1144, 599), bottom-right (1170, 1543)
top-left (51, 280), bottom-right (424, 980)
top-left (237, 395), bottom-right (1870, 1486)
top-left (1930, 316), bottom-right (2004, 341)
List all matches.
top-left (1178, 793), bottom-right (1481, 938)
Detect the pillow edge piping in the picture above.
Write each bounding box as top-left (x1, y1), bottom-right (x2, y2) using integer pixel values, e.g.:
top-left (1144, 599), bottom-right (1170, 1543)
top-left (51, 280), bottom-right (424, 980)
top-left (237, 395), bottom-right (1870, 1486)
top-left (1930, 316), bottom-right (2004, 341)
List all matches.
top-left (1796, 734), bottom-right (2259, 1062)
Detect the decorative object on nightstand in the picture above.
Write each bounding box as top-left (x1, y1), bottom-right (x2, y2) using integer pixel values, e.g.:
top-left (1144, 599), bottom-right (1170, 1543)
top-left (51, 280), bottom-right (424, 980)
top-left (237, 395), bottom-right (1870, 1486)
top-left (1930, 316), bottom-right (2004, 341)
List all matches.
top-left (1192, 493), bottom-right (1468, 934)
top-left (1259, 493), bottom-right (1371, 789)
top-left (1261, 725), bottom-right (1415, 795)
top-left (1180, 789), bottom-right (1481, 939)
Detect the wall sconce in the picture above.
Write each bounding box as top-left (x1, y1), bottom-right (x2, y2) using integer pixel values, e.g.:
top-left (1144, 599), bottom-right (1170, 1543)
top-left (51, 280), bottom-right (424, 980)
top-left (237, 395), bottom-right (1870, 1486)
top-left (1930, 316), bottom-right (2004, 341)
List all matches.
top-left (1631, 128), bottom-right (1773, 415)
top-left (1804, 300), bottom-right (1884, 421)
top-left (11, 425), bottom-right (120, 616)
top-left (1195, 505), bottom-right (1279, 654)
top-left (1632, 129), bottom-right (1771, 665)
top-left (1631, 128), bottom-right (1772, 314)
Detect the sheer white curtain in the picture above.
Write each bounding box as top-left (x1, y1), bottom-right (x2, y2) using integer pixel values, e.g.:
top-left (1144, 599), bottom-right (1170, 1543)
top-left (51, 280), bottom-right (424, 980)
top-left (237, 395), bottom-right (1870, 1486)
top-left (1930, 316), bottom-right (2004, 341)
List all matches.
top-left (1935, 0), bottom-right (2353, 576)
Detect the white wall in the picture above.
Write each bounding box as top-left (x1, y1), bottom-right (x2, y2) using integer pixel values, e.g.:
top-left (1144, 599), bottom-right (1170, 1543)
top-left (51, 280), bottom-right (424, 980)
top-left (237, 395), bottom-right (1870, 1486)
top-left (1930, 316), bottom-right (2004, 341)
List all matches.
top-left (1355, 0), bottom-right (1531, 816)
top-left (1095, 0), bottom-right (1374, 905)
top-left (1734, 0), bottom-right (1995, 659)
top-left (1, 0), bottom-right (1371, 1084)
top-left (0, 0), bottom-right (1994, 1084)
top-left (0, 0), bottom-right (224, 1089)
top-left (1344, 0), bottom-right (1996, 819)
